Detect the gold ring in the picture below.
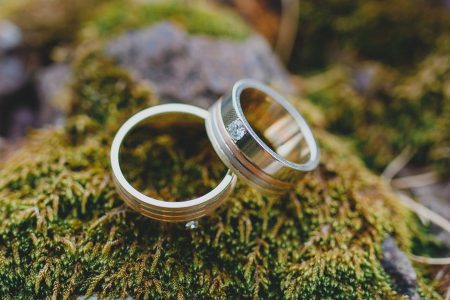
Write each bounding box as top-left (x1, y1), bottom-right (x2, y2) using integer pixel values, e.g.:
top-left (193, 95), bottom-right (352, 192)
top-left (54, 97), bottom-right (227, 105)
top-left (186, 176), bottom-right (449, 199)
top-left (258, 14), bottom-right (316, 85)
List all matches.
top-left (110, 104), bottom-right (237, 222)
top-left (206, 79), bottom-right (320, 193)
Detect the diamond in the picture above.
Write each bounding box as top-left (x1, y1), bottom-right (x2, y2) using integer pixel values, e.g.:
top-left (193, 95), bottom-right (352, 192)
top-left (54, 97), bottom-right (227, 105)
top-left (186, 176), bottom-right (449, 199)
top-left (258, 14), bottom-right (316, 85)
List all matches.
top-left (227, 119), bottom-right (246, 142)
top-left (185, 220), bottom-right (199, 230)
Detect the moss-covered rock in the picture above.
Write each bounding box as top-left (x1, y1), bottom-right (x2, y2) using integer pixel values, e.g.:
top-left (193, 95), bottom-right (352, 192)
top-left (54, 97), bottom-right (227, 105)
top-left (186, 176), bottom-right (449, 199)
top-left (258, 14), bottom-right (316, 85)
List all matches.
top-left (0, 38), bottom-right (442, 299)
top-left (1, 0), bottom-right (249, 65)
top-left (104, 22), bottom-right (292, 107)
top-left (0, 0), bottom-right (445, 299)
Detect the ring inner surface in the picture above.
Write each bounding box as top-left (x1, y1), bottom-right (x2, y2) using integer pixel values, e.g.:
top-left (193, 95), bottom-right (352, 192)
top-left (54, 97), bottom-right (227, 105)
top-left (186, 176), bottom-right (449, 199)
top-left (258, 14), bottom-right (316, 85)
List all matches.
top-left (240, 87), bottom-right (311, 164)
top-left (119, 112), bottom-right (226, 202)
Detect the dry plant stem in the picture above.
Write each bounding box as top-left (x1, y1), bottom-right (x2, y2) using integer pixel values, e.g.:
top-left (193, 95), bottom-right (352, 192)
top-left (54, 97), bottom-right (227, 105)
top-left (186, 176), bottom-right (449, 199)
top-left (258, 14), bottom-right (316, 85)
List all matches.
top-left (397, 193), bottom-right (450, 266)
top-left (408, 255), bottom-right (450, 265)
top-left (391, 172), bottom-right (439, 189)
top-left (275, 0), bottom-right (300, 64)
top-left (384, 149), bottom-right (450, 266)
top-left (397, 193), bottom-right (450, 238)
top-left (381, 146), bottom-right (415, 182)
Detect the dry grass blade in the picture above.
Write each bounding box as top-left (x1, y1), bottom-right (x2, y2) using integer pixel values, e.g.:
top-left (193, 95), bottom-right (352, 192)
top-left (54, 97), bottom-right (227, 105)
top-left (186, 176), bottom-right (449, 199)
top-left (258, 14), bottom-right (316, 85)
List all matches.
top-left (275, 0), bottom-right (300, 64)
top-left (397, 193), bottom-right (450, 235)
top-left (381, 146), bottom-right (415, 182)
top-left (397, 193), bottom-right (450, 266)
top-left (408, 255), bottom-right (450, 265)
top-left (391, 172), bottom-right (439, 189)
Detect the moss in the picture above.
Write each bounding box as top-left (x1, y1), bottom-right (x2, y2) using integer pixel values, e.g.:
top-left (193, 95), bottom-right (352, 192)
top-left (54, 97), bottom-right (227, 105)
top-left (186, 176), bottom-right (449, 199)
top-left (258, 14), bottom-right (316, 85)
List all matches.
top-left (80, 0), bottom-right (250, 41)
top-left (120, 119), bottom-right (227, 202)
top-left (0, 40), bottom-right (441, 298)
top-left (290, 0), bottom-right (450, 71)
top-left (0, 0), bottom-right (445, 298)
top-left (302, 42), bottom-right (450, 177)
top-left (0, 0), bottom-right (107, 59)
top-left (1, 0), bottom-right (249, 65)
top-left (293, 1), bottom-right (450, 178)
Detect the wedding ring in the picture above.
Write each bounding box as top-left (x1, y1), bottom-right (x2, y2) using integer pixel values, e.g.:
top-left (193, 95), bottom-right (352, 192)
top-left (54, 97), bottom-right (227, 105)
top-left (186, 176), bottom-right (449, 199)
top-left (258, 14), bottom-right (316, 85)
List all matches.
top-left (206, 79), bottom-right (320, 193)
top-left (110, 104), bottom-right (237, 222)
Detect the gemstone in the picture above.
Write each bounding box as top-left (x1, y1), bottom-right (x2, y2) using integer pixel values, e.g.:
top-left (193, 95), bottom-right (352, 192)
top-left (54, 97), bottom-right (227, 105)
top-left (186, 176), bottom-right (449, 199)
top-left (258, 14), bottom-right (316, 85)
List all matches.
top-left (227, 119), bottom-right (246, 142)
top-left (185, 220), bottom-right (199, 230)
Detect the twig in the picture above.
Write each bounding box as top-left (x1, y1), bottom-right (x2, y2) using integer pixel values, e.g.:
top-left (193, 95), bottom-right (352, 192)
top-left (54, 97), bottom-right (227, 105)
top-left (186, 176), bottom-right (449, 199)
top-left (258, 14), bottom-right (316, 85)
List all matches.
top-left (397, 193), bottom-right (450, 236)
top-left (381, 146), bottom-right (415, 182)
top-left (397, 193), bottom-right (450, 266)
top-left (391, 171), bottom-right (439, 189)
top-left (408, 254), bottom-right (450, 265)
top-left (275, 0), bottom-right (300, 64)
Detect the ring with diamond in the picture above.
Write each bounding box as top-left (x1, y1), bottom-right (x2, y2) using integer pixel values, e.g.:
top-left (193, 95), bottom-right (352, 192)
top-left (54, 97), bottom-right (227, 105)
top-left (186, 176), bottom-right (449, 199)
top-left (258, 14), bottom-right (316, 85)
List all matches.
top-left (206, 79), bottom-right (320, 193)
top-left (110, 104), bottom-right (237, 222)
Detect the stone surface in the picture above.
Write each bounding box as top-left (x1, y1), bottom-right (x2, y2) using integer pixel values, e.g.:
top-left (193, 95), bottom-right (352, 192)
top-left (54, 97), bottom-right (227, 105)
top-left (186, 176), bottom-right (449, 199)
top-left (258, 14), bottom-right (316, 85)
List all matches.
top-left (382, 236), bottom-right (420, 300)
top-left (106, 22), bottom-right (294, 108)
top-left (0, 61), bottom-right (70, 143)
top-left (0, 56), bottom-right (34, 140)
top-left (0, 46), bottom-right (423, 297)
top-left (0, 21), bottom-right (22, 54)
top-left (0, 56), bottom-right (27, 96)
top-left (36, 63), bottom-right (71, 126)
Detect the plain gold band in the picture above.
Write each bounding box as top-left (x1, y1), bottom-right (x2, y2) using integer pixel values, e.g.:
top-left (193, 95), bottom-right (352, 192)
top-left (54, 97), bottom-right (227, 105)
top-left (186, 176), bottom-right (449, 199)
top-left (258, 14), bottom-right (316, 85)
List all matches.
top-left (110, 104), bottom-right (237, 222)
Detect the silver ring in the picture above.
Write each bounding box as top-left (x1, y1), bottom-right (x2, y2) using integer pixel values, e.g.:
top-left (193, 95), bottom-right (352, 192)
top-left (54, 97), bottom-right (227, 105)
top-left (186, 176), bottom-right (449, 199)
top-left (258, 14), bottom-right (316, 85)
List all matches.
top-left (206, 79), bottom-right (320, 193)
top-left (110, 104), bottom-right (237, 222)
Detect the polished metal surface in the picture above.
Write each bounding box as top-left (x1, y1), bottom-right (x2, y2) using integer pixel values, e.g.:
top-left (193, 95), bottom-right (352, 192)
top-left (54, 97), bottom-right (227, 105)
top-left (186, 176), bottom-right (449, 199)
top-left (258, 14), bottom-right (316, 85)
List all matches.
top-left (110, 104), bottom-right (237, 222)
top-left (206, 79), bottom-right (320, 193)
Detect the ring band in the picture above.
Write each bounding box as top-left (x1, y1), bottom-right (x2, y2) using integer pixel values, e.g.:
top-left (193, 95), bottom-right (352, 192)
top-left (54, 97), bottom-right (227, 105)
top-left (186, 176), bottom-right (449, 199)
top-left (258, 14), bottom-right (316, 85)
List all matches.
top-left (206, 79), bottom-right (320, 193)
top-left (110, 104), bottom-right (237, 222)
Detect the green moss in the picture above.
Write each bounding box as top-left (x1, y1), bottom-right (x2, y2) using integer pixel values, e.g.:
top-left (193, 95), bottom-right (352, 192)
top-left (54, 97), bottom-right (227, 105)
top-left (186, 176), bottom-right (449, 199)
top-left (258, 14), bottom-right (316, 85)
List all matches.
top-left (120, 120), bottom-right (227, 202)
top-left (302, 43), bottom-right (450, 177)
top-left (293, 1), bottom-right (450, 178)
top-left (80, 0), bottom-right (250, 41)
top-left (291, 0), bottom-right (450, 71)
top-left (0, 1), bottom-right (445, 298)
top-left (2, 0), bottom-right (249, 65)
top-left (0, 42), bottom-right (440, 299)
top-left (1, 0), bottom-right (108, 56)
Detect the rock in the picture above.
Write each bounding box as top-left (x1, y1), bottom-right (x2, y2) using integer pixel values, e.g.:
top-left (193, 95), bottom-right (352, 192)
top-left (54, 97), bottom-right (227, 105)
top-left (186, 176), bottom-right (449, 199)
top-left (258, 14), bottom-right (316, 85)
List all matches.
top-left (0, 61), bottom-right (69, 142)
top-left (0, 21), bottom-right (22, 54)
top-left (0, 21), bottom-right (33, 143)
top-left (0, 56), bottom-right (32, 139)
top-left (36, 63), bottom-right (71, 126)
top-left (106, 22), bottom-right (294, 108)
top-left (0, 39), bottom-right (425, 298)
top-left (0, 56), bottom-right (27, 96)
top-left (0, 80), bottom-right (39, 139)
top-left (8, 106), bottom-right (35, 139)
top-left (382, 236), bottom-right (420, 300)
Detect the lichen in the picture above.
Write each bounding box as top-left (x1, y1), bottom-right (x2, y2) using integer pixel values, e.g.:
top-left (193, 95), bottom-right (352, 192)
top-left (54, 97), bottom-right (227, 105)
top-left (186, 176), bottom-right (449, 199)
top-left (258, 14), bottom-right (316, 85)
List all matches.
top-left (0, 41), bottom-right (441, 299)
